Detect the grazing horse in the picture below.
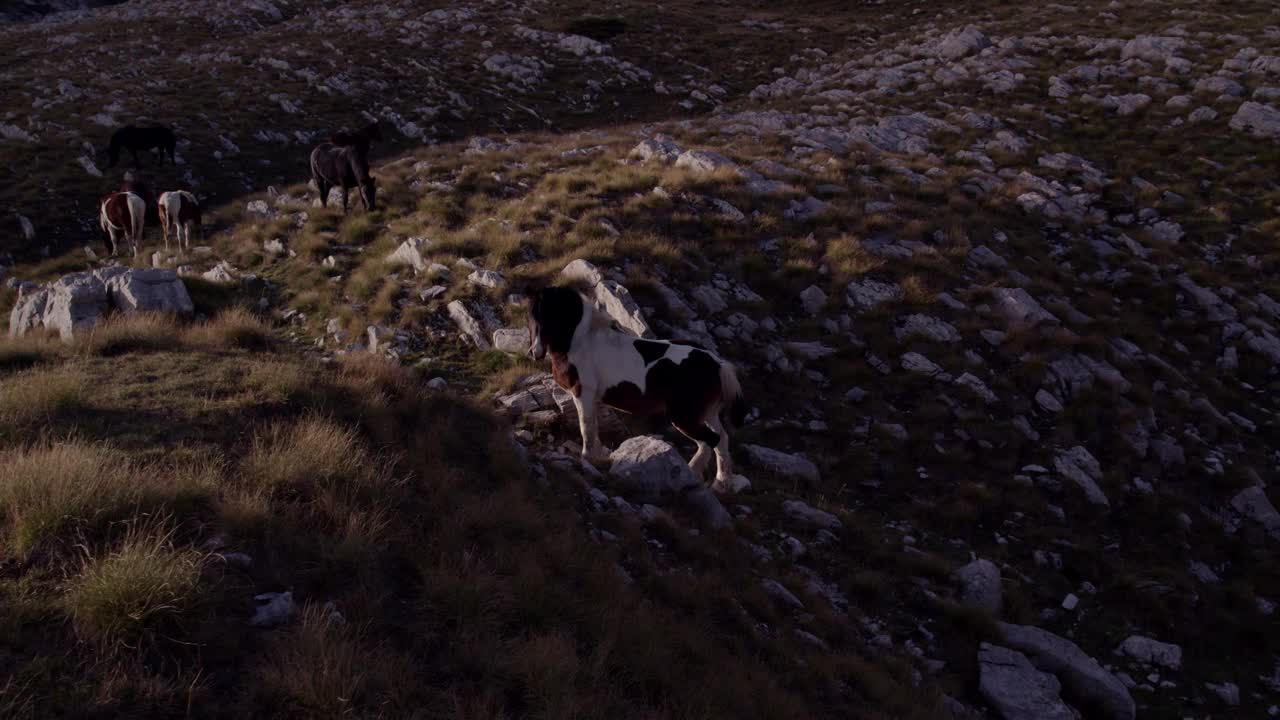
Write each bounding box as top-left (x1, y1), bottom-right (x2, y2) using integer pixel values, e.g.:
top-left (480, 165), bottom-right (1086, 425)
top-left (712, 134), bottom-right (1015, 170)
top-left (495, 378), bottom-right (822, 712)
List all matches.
top-left (108, 125), bottom-right (177, 168)
top-left (121, 174), bottom-right (158, 224)
top-left (99, 191), bottom-right (146, 257)
top-left (310, 142), bottom-right (377, 213)
top-left (329, 121), bottom-right (383, 156)
top-left (527, 286), bottom-right (748, 491)
top-left (158, 190), bottom-right (201, 251)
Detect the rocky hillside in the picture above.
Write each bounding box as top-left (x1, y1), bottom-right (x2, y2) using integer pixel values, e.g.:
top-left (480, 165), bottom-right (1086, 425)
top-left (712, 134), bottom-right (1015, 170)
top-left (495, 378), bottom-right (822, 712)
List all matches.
top-left (4, 1), bottom-right (1280, 719)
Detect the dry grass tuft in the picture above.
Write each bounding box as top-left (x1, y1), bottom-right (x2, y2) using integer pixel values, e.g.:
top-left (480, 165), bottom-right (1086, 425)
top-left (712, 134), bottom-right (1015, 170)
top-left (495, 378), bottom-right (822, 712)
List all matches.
top-left (0, 442), bottom-right (214, 558)
top-left (0, 365), bottom-right (87, 431)
top-left (253, 603), bottom-right (397, 715)
top-left (80, 314), bottom-right (181, 357)
top-left (0, 334), bottom-right (64, 372)
top-left (66, 519), bottom-right (202, 648)
top-left (183, 307), bottom-right (274, 351)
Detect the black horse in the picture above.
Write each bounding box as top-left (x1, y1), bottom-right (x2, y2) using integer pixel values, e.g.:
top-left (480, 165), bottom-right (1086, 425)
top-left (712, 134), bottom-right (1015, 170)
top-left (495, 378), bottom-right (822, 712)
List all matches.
top-left (329, 121), bottom-right (383, 157)
top-left (310, 143), bottom-right (377, 213)
top-left (108, 125), bottom-right (177, 168)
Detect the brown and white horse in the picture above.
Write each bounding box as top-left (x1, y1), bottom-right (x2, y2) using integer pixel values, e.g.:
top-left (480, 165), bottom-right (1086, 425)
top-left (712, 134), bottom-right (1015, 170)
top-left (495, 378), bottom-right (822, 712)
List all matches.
top-left (158, 190), bottom-right (201, 251)
top-left (527, 286), bottom-right (748, 491)
top-left (99, 191), bottom-right (145, 257)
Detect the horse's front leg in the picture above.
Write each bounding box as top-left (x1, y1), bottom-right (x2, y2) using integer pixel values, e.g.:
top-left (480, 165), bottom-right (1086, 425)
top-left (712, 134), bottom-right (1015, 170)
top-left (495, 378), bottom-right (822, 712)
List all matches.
top-left (340, 187), bottom-right (349, 214)
top-left (574, 389), bottom-right (608, 463)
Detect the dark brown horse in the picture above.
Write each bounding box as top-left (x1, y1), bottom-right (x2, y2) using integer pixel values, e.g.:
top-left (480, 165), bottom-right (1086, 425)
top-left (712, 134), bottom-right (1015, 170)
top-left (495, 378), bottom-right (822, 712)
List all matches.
top-left (329, 121), bottom-right (383, 157)
top-left (310, 143), bottom-right (377, 213)
top-left (108, 125), bottom-right (176, 167)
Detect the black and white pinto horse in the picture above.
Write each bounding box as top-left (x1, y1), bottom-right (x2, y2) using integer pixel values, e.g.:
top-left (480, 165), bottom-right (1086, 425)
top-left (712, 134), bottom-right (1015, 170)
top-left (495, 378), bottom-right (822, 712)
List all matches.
top-left (309, 142), bottom-right (377, 213)
top-left (527, 286), bottom-right (748, 491)
top-left (108, 125), bottom-right (177, 168)
top-left (158, 190), bottom-right (201, 251)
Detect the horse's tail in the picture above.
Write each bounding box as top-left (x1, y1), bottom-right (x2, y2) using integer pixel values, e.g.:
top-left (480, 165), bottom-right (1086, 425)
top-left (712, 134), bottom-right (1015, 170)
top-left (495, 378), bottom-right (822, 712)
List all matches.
top-left (719, 361), bottom-right (749, 429)
top-left (99, 198), bottom-right (110, 233)
top-left (126, 193), bottom-right (145, 243)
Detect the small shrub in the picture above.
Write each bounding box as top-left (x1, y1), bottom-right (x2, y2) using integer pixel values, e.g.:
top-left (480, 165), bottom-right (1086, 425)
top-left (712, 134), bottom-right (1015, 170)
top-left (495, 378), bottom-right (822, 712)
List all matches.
top-left (67, 520), bottom-right (202, 648)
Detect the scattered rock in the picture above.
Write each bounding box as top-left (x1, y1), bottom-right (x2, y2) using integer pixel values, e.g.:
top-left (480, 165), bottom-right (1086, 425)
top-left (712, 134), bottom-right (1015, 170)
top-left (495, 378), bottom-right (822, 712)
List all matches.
top-left (250, 591), bottom-right (295, 628)
top-left (781, 499), bottom-right (841, 531)
top-left (1053, 446), bottom-right (1110, 507)
top-left (1229, 101), bottom-right (1280, 139)
top-left (742, 444), bottom-right (820, 483)
top-left (493, 328), bottom-right (530, 354)
top-left (1117, 635), bottom-right (1182, 670)
top-left (609, 436), bottom-right (731, 529)
top-left (955, 559), bottom-right (1003, 614)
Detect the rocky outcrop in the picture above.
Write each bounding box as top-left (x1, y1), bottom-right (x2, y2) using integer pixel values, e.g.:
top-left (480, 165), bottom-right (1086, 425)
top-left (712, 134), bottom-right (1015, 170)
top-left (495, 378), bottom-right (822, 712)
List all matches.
top-left (447, 299), bottom-right (500, 349)
top-left (561, 259), bottom-right (652, 337)
top-left (998, 623), bottom-right (1135, 720)
top-left (9, 268), bottom-right (193, 340)
top-left (978, 644), bottom-right (1076, 720)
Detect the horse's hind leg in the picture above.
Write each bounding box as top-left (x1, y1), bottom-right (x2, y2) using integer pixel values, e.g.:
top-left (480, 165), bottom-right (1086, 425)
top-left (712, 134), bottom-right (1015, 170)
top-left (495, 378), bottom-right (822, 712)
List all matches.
top-left (340, 188), bottom-right (349, 214)
top-left (315, 179), bottom-right (329, 208)
top-left (705, 412), bottom-right (735, 491)
top-left (672, 414), bottom-right (720, 481)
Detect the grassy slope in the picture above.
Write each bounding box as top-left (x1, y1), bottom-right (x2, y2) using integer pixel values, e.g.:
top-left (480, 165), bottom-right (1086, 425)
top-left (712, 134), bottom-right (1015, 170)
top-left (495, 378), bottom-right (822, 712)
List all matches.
top-left (2, 311), bottom-right (940, 719)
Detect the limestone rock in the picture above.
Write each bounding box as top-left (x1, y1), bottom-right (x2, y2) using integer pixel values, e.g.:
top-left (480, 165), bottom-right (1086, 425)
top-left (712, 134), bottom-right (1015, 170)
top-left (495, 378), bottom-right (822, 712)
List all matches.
top-left (979, 644), bottom-right (1076, 720)
top-left (1229, 101), bottom-right (1280, 140)
top-left (386, 237), bottom-right (432, 273)
top-left (9, 268), bottom-right (192, 340)
top-left (781, 499), bottom-right (842, 531)
top-left (447, 300), bottom-right (499, 349)
top-left (742, 445), bottom-right (820, 483)
top-left (561, 259), bottom-right (651, 337)
top-left (1117, 635), bottom-right (1182, 670)
top-left (936, 25), bottom-right (992, 60)
top-left (955, 559), bottom-right (1003, 614)
top-left (608, 436), bottom-right (731, 529)
top-left (493, 328), bottom-right (530, 354)
top-left (998, 623), bottom-right (1134, 720)
top-left (1053, 446), bottom-right (1110, 507)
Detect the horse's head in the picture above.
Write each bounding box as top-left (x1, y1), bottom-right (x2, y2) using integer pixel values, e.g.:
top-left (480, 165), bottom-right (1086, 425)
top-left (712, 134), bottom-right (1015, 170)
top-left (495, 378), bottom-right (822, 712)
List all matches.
top-left (359, 176), bottom-right (378, 212)
top-left (527, 287), bottom-right (585, 361)
top-left (363, 122), bottom-right (384, 143)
